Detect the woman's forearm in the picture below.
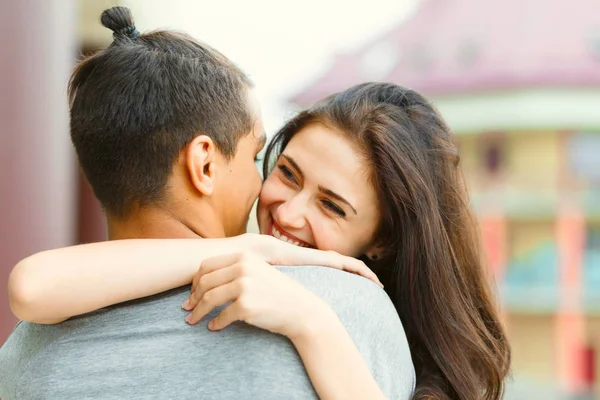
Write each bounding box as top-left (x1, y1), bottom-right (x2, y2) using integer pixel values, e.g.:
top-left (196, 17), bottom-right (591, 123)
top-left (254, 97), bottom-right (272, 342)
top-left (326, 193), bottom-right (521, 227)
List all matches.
top-left (8, 236), bottom-right (251, 324)
top-left (291, 308), bottom-right (387, 400)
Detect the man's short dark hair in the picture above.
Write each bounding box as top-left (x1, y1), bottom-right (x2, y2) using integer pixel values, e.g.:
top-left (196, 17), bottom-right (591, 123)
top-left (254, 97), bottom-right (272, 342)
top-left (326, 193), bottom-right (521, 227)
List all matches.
top-left (69, 6), bottom-right (254, 217)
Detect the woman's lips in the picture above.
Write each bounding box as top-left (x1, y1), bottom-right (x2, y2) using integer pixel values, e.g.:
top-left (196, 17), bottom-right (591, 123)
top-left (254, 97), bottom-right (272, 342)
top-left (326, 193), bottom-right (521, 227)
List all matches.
top-left (268, 220), bottom-right (313, 248)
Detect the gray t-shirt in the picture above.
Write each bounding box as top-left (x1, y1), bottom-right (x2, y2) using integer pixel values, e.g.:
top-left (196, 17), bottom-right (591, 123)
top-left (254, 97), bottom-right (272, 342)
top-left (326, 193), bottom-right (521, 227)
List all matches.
top-left (0, 266), bottom-right (415, 400)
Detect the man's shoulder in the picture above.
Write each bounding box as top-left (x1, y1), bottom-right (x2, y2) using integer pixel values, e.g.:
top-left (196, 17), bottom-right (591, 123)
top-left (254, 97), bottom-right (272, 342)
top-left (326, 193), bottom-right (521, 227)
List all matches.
top-left (277, 265), bottom-right (384, 291)
top-left (277, 266), bottom-right (396, 315)
top-left (277, 266), bottom-right (402, 338)
top-left (0, 315), bottom-right (99, 399)
top-left (0, 289), bottom-right (189, 399)
top-left (0, 289), bottom-right (319, 400)
top-left (278, 266), bottom-right (416, 399)
top-left (1, 316), bottom-right (95, 366)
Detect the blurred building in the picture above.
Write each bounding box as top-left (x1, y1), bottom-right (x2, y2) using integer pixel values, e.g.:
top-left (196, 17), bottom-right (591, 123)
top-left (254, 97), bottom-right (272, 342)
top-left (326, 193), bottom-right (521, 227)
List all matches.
top-left (0, 0), bottom-right (118, 345)
top-left (289, 0), bottom-right (600, 398)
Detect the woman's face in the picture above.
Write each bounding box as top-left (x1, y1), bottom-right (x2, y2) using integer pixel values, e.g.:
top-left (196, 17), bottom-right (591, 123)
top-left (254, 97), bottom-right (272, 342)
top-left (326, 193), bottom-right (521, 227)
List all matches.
top-left (257, 123), bottom-right (381, 258)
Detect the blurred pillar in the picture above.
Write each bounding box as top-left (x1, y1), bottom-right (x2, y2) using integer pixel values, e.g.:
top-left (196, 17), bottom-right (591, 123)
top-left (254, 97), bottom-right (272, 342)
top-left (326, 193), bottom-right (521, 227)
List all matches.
top-left (480, 213), bottom-right (508, 282)
top-left (555, 207), bottom-right (586, 394)
top-left (0, 0), bottom-right (77, 343)
top-left (582, 345), bottom-right (596, 395)
top-left (480, 212), bottom-right (508, 325)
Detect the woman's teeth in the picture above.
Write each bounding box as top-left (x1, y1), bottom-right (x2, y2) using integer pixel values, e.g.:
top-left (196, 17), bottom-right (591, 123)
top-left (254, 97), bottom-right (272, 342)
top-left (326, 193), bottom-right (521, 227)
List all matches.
top-left (272, 224), bottom-right (307, 247)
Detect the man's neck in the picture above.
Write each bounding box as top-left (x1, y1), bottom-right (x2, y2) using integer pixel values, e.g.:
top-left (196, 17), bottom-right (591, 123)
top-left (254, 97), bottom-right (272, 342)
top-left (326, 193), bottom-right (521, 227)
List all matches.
top-left (107, 206), bottom-right (223, 240)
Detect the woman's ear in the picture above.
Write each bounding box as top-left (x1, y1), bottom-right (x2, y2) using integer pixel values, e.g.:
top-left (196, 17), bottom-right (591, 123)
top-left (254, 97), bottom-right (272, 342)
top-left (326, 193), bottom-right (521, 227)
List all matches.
top-left (186, 135), bottom-right (216, 196)
top-left (364, 243), bottom-right (386, 261)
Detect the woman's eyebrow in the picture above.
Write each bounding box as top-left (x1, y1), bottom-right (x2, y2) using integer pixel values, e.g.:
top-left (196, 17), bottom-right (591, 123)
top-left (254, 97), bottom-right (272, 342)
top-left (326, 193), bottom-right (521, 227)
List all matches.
top-left (318, 186), bottom-right (357, 215)
top-left (282, 155), bottom-right (303, 178)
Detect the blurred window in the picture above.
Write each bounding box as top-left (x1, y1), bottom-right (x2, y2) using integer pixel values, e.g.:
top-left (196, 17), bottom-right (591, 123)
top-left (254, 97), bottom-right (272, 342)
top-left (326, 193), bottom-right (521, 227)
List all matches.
top-left (505, 221), bottom-right (558, 286)
top-left (588, 225), bottom-right (600, 251)
top-left (568, 133), bottom-right (600, 186)
top-left (479, 133), bottom-right (505, 176)
top-left (584, 224), bottom-right (600, 289)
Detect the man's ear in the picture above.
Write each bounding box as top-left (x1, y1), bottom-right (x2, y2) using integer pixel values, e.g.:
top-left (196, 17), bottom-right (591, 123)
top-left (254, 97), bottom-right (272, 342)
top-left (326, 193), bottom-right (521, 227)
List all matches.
top-left (186, 135), bottom-right (217, 196)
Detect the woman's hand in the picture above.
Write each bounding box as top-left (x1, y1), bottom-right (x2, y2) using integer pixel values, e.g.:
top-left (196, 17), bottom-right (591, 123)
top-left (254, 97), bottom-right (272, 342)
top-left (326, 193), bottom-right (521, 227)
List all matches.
top-left (183, 250), bottom-right (389, 400)
top-left (182, 252), bottom-right (335, 340)
top-left (243, 234), bottom-right (382, 287)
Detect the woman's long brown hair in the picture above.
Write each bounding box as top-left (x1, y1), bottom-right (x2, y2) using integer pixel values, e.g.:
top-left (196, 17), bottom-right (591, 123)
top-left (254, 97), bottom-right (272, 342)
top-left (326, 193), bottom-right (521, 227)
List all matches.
top-left (264, 82), bottom-right (511, 399)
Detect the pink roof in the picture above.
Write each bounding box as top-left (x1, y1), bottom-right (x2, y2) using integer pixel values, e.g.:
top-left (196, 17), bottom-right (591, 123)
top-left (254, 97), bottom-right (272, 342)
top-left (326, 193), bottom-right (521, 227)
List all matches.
top-left (291, 0), bottom-right (600, 104)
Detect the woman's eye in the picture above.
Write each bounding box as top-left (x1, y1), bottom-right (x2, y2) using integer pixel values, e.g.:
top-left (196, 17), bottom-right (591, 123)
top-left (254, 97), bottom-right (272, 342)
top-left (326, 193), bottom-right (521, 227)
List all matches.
top-left (278, 165), bottom-right (297, 184)
top-left (322, 200), bottom-right (346, 217)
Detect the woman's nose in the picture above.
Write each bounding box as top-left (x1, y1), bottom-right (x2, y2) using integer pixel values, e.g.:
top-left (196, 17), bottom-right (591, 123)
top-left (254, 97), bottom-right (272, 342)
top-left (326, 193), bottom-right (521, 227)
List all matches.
top-left (275, 194), bottom-right (307, 230)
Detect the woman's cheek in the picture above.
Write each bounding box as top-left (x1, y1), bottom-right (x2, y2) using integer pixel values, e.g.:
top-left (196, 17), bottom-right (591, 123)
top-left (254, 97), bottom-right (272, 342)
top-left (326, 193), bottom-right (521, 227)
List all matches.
top-left (308, 215), bottom-right (332, 251)
top-left (259, 176), bottom-right (279, 205)
top-left (312, 218), bottom-right (354, 256)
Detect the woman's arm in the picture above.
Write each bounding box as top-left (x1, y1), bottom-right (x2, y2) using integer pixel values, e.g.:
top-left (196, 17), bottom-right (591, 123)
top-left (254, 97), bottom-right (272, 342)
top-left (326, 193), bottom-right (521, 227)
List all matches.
top-left (291, 309), bottom-right (387, 400)
top-left (185, 252), bottom-right (387, 400)
top-left (8, 234), bottom-right (377, 324)
top-left (8, 236), bottom-right (252, 324)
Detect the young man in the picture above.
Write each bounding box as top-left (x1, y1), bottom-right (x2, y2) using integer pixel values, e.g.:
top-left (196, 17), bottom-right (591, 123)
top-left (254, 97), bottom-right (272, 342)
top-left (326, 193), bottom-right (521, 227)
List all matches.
top-left (0, 7), bottom-right (414, 399)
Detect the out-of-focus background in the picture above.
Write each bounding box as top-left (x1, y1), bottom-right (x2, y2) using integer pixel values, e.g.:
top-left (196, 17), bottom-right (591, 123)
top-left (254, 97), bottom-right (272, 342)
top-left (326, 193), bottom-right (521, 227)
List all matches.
top-left (1, 0), bottom-right (599, 398)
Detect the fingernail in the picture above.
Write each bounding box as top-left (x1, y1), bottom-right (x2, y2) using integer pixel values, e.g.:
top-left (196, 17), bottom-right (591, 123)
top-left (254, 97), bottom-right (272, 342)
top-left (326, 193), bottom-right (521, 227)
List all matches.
top-left (182, 299), bottom-right (190, 310)
top-left (185, 314), bottom-right (192, 324)
top-left (208, 320), bottom-right (215, 330)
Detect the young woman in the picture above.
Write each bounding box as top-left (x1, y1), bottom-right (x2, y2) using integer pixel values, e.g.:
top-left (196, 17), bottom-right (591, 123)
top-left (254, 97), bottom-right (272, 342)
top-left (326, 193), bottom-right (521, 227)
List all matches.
top-left (8, 11), bottom-right (510, 397)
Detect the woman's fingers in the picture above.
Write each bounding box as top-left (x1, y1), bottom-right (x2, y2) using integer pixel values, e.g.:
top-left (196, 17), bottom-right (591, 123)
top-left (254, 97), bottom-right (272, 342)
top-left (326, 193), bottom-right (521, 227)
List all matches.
top-left (344, 259), bottom-right (383, 287)
top-left (321, 252), bottom-right (382, 287)
top-left (184, 266), bottom-right (239, 310)
top-left (267, 243), bottom-right (384, 288)
top-left (208, 300), bottom-right (245, 331)
top-left (185, 280), bottom-right (240, 325)
top-left (192, 252), bottom-right (246, 292)
top-left (191, 265), bottom-right (202, 294)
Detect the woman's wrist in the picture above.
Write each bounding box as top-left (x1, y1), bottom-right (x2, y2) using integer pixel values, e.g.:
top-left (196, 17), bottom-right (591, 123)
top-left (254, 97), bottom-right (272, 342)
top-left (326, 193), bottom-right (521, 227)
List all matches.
top-left (237, 233), bottom-right (267, 251)
top-left (243, 233), bottom-right (287, 264)
top-left (288, 300), bottom-right (341, 345)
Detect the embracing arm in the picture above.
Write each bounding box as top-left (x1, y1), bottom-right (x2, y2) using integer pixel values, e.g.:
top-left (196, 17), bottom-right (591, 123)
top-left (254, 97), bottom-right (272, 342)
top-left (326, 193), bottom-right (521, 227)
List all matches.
top-left (184, 254), bottom-right (388, 400)
top-left (8, 235), bottom-right (377, 325)
top-left (291, 309), bottom-right (388, 400)
top-left (8, 237), bottom-right (252, 324)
